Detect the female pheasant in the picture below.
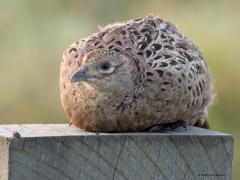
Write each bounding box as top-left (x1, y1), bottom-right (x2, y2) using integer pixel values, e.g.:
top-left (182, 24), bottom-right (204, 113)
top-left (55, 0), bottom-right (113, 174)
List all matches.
top-left (60, 15), bottom-right (213, 132)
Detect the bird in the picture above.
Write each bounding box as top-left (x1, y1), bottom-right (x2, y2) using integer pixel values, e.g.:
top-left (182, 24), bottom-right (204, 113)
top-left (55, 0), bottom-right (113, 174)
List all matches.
top-left (60, 15), bottom-right (214, 132)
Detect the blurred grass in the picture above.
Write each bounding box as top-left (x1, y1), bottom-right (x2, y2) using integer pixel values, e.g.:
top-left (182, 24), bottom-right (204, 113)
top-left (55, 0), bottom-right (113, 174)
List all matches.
top-left (0, 0), bottom-right (239, 179)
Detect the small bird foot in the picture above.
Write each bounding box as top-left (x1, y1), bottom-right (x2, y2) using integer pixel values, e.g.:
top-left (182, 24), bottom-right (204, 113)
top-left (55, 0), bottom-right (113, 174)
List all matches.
top-left (69, 122), bottom-right (72, 127)
top-left (144, 120), bottom-right (187, 132)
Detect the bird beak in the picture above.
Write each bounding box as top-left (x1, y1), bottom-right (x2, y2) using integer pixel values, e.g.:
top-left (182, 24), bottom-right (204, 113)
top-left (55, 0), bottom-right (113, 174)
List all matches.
top-left (70, 66), bottom-right (90, 83)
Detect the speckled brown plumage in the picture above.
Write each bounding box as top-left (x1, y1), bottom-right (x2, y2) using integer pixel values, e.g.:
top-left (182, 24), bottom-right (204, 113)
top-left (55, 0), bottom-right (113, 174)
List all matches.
top-left (60, 15), bottom-right (214, 132)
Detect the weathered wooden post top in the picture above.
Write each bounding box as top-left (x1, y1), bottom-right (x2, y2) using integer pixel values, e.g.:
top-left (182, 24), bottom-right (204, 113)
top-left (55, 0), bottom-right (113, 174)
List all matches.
top-left (0, 124), bottom-right (233, 180)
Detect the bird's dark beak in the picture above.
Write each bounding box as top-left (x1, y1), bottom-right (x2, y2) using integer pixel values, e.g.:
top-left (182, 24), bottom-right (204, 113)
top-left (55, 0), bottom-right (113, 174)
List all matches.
top-left (70, 66), bottom-right (89, 83)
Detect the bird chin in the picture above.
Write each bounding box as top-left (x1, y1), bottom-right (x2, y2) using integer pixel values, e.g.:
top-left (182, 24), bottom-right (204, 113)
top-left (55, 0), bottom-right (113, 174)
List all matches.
top-left (79, 79), bottom-right (103, 91)
top-left (80, 81), bottom-right (96, 91)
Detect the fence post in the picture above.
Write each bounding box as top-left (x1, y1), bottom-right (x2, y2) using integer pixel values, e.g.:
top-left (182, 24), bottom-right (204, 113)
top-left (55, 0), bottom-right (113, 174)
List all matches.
top-left (0, 124), bottom-right (234, 180)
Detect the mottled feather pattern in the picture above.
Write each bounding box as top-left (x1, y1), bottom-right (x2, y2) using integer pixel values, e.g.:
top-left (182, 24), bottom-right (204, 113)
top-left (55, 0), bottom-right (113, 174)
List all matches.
top-left (60, 15), bottom-right (213, 132)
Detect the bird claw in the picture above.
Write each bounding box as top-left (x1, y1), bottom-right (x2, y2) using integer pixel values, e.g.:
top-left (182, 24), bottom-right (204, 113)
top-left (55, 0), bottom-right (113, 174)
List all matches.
top-left (144, 120), bottom-right (187, 132)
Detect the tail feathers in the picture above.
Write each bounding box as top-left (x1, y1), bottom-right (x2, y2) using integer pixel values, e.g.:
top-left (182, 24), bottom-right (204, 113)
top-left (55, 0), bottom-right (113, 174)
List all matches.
top-left (193, 120), bottom-right (210, 129)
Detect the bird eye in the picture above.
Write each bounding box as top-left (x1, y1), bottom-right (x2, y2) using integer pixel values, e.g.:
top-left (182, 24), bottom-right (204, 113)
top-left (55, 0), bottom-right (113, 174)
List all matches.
top-left (99, 62), bottom-right (116, 74)
top-left (100, 62), bottom-right (111, 71)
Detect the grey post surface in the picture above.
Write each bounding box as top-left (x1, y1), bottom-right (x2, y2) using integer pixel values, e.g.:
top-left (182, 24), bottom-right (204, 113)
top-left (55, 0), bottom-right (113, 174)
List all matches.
top-left (0, 124), bottom-right (233, 180)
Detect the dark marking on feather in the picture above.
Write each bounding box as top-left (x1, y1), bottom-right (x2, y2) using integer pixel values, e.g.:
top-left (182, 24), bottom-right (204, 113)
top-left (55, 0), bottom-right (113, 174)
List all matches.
top-left (69, 48), bottom-right (77, 53)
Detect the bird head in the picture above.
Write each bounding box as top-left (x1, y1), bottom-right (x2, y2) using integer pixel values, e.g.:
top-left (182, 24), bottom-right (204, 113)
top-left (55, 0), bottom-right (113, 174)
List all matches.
top-left (70, 49), bottom-right (137, 93)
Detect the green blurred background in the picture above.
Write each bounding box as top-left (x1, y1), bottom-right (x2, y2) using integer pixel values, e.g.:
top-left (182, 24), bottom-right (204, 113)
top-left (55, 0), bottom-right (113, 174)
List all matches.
top-left (0, 0), bottom-right (239, 179)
